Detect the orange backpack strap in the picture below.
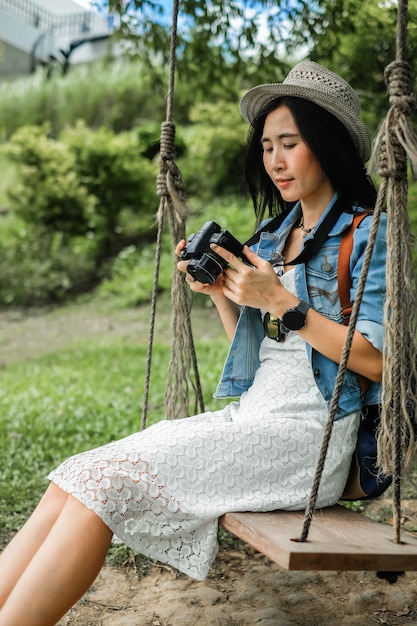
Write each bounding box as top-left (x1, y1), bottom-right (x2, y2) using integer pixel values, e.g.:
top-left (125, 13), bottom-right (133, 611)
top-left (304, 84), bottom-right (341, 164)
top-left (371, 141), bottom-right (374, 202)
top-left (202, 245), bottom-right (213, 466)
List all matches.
top-left (337, 212), bottom-right (371, 394)
top-left (338, 213), bottom-right (369, 325)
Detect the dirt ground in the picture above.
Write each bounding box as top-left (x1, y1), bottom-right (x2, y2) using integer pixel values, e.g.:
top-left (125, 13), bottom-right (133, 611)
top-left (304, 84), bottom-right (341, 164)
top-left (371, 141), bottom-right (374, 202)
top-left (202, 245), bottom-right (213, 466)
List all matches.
top-left (2, 303), bottom-right (417, 626)
top-left (56, 499), bottom-right (417, 626)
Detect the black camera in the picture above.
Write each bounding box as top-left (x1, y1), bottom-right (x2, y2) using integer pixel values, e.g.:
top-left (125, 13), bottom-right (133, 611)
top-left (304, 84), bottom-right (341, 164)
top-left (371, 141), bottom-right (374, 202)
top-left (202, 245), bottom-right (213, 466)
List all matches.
top-left (180, 221), bottom-right (249, 285)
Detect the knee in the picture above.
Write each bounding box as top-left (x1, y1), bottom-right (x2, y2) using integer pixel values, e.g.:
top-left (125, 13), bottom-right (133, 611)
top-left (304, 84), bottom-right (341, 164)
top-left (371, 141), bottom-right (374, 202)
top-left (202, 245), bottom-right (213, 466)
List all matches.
top-left (37, 482), bottom-right (69, 512)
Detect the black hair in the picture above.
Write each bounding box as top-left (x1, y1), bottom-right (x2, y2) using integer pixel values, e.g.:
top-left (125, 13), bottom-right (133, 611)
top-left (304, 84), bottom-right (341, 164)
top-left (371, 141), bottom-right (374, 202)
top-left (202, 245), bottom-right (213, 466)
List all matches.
top-left (244, 96), bottom-right (377, 227)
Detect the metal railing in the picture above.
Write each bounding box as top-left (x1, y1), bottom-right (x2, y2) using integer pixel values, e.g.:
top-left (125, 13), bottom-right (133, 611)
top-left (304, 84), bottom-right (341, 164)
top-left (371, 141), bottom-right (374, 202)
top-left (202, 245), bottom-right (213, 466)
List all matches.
top-left (0, 0), bottom-right (112, 35)
top-left (0, 0), bottom-right (56, 30)
top-left (0, 0), bottom-right (115, 69)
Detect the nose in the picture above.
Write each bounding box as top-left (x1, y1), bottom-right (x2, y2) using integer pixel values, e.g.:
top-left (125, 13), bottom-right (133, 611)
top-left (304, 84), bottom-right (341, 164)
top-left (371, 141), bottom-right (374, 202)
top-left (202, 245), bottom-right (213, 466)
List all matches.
top-left (270, 148), bottom-right (285, 172)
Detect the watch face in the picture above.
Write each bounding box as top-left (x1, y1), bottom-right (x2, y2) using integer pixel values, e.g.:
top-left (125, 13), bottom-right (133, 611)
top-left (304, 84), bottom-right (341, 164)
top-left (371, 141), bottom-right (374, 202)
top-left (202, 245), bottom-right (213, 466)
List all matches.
top-left (282, 309), bottom-right (305, 331)
top-left (281, 301), bottom-right (309, 331)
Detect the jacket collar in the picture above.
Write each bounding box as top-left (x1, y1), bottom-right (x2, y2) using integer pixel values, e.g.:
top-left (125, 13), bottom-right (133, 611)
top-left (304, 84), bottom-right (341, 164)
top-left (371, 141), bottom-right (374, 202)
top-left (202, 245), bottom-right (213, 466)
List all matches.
top-left (280, 192), bottom-right (358, 240)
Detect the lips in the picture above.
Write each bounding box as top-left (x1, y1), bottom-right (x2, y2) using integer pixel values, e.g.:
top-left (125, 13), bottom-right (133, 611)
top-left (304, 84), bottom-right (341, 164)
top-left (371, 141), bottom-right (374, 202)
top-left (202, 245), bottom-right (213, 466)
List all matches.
top-left (276, 178), bottom-right (293, 189)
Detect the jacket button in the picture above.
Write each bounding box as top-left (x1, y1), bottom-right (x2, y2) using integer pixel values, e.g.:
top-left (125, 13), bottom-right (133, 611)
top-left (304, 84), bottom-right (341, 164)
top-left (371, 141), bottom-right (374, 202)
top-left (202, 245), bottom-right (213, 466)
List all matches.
top-left (314, 369), bottom-right (320, 377)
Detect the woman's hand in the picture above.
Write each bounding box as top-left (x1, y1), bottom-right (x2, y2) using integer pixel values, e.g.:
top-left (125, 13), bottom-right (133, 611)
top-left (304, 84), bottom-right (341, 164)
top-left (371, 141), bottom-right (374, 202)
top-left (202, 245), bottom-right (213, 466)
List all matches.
top-left (211, 244), bottom-right (298, 315)
top-left (175, 240), bottom-right (226, 299)
top-left (175, 240), bottom-right (241, 340)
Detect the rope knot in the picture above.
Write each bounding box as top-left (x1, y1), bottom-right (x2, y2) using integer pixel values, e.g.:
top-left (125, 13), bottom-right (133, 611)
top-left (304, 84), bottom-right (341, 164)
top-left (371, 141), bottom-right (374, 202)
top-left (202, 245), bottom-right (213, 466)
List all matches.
top-left (156, 171), bottom-right (168, 198)
top-left (157, 122), bottom-right (178, 198)
top-left (369, 59), bottom-right (417, 180)
top-left (385, 60), bottom-right (412, 95)
top-left (384, 61), bottom-right (416, 116)
top-left (159, 121), bottom-right (177, 161)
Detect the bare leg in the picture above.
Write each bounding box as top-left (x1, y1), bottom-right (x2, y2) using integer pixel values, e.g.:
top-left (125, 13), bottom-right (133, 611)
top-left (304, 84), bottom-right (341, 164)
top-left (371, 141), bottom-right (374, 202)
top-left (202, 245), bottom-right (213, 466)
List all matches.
top-left (0, 492), bottom-right (113, 626)
top-left (0, 483), bottom-right (69, 608)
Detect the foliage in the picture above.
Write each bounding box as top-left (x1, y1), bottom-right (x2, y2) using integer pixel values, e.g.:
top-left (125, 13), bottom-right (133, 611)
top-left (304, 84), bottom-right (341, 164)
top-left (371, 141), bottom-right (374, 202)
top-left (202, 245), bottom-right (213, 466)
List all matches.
top-left (62, 122), bottom-right (158, 259)
top-left (93, 0), bottom-right (300, 87)
top-left (0, 123), bottom-right (159, 305)
top-left (0, 60), bottom-right (169, 141)
top-left (0, 226), bottom-right (99, 306)
top-left (310, 0), bottom-right (417, 131)
top-left (87, 0), bottom-right (417, 137)
top-left (3, 124), bottom-right (93, 237)
top-left (97, 243), bottom-right (171, 306)
top-left (3, 123), bottom-right (157, 244)
top-left (0, 96), bottom-right (253, 306)
top-left (179, 102), bottom-right (248, 198)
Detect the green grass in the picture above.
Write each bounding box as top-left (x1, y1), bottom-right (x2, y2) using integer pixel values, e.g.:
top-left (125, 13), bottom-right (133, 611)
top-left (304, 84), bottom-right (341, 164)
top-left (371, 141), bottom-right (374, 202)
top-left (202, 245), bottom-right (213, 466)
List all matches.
top-left (0, 311), bottom-right (229, 543)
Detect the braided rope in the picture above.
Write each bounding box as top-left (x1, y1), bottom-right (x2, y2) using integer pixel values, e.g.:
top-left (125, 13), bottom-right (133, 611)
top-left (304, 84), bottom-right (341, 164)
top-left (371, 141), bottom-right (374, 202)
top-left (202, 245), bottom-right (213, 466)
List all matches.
top-left (141, 0), bottom-right (204, 428)
top-left (370, 61), bottom-right (417, 541)
top-left (300, 0), bottom-right (417, 542)
top-left (299, 191), bottom-right (384, 542)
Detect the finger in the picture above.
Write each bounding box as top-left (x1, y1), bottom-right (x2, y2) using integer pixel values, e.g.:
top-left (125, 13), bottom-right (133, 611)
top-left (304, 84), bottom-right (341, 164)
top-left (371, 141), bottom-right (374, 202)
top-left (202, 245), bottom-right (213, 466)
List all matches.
top-left (175, 239), bottom-right (186, 257)
top-left (185, 273), bottom-right (196, 284)
top-left (210, 244), bottom-right (240, 268)
top-left (242, 245), bottom-right (265, 268)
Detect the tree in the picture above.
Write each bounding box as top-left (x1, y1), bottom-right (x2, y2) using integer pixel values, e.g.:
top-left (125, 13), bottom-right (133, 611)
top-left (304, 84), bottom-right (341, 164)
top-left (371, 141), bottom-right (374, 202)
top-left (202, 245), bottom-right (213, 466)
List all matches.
top-left (92, 0), bottom-right (417, 127)
top-left (92, 1), bottom-right (321, 97)
top-left (309, 0), bottom-right (417, 130)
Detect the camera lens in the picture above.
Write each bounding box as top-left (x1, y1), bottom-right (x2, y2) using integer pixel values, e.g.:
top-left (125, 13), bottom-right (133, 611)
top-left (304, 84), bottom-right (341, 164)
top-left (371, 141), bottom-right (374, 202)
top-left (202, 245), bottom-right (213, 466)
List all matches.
top-left (187, 251), bottom-right (227, 284)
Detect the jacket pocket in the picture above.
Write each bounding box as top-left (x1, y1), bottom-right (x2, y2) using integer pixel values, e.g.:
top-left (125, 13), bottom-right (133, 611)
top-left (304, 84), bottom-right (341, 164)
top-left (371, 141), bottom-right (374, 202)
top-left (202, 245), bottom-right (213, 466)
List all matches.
top-left (305, 242), bottom-right (341, 321)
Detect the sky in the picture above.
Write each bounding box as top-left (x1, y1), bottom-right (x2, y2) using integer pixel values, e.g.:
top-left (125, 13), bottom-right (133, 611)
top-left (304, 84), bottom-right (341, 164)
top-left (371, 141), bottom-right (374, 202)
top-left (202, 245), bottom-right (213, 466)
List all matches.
top-left (73, 0), bottom-right (93, 8)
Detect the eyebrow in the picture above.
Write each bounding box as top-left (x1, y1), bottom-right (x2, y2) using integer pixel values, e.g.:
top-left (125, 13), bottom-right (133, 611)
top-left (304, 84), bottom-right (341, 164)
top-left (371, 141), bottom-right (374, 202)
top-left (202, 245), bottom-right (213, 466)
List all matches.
top-left (261, 132), bottom-right (300, 143)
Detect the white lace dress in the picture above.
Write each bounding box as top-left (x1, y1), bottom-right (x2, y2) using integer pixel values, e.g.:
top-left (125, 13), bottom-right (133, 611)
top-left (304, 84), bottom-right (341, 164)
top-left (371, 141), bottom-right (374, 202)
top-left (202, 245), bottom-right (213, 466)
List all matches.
top-left (49, 270), bottom-right (360, 581)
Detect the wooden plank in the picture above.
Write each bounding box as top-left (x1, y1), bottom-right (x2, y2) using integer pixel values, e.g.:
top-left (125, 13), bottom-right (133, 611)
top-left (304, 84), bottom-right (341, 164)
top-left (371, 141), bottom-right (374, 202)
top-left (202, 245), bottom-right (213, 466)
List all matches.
top-left (220, 505), bottom-right (417, 571)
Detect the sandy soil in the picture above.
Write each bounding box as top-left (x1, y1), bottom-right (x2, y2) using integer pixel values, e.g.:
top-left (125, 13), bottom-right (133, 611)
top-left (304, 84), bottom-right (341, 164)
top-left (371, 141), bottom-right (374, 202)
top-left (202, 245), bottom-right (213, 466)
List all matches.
top-left (2, 303), bottom-right (417, 625)
top-left (57, 505), bottom-right (417, 626)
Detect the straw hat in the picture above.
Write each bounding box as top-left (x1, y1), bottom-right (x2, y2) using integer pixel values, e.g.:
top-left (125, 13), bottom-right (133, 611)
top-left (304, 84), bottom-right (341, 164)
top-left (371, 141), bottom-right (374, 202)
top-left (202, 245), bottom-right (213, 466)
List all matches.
top-left (240, 61), bottom-right (371, 162)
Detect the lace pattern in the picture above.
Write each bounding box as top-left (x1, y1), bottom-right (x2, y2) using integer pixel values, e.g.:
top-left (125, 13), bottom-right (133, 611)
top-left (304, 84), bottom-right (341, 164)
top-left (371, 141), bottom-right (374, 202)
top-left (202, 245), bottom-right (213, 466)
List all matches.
top-left (49, 270), bottom-right (360, 580)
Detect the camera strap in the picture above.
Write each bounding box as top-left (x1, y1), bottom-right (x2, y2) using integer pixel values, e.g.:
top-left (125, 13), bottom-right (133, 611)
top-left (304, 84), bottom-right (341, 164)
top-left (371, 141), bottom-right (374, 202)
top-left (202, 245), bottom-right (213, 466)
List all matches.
top-left (244, 196), bottom-right (347, 267)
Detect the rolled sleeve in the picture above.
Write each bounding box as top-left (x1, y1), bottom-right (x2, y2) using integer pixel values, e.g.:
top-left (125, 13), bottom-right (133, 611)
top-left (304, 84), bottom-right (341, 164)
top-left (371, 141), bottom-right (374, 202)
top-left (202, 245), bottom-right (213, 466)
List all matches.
top-left (355, 319), bottom-right (384, 352)
top-left (350, 212), bottom-right (387, 352)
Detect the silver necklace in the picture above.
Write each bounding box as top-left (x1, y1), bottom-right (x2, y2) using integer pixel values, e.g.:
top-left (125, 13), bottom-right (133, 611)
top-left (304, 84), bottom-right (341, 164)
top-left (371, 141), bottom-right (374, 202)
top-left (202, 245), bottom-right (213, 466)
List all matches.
top-left (298, 216), bottom-right (316, 237)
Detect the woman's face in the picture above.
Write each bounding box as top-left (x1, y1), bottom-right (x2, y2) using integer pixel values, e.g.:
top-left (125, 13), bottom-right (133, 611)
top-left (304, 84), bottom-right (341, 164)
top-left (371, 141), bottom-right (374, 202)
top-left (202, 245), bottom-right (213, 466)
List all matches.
top-left (261, 104), bottom-right (334, 210)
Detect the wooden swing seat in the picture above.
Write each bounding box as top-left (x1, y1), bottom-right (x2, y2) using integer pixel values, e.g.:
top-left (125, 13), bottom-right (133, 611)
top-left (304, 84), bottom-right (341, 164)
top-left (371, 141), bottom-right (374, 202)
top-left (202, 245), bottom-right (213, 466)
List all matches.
top-left (220, 505), bottom-right (417, 571)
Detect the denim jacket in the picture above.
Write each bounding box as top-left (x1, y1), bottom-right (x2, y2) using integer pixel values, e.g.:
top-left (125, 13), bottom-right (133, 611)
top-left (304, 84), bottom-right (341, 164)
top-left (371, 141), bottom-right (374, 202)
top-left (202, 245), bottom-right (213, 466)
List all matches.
top-left (214, 194), bottom-right (387, 419)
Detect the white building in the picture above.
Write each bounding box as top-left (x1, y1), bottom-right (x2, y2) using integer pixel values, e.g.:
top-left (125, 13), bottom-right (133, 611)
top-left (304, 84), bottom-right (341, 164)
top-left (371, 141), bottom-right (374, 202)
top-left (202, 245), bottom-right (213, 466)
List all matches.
top-left (0, 0), bottom-right (114, 80)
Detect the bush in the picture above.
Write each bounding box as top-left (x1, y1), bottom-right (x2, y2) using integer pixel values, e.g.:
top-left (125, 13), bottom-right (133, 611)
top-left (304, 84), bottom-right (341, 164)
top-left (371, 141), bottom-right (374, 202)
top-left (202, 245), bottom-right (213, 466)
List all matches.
top-left (179, 101), bottom-right (248, 198)
top-left (0, 215), bottom-right (100, 306)
top-left (62, 122), bottom-right (158, 259)
top-left (0, 60), bottom-right (170, 140)
top-left (0, 123), bottom-right (160, 305)
top-left (3, 123), bottom-right (158, 241)
top-left (3, 125), bottom-right (94, 236)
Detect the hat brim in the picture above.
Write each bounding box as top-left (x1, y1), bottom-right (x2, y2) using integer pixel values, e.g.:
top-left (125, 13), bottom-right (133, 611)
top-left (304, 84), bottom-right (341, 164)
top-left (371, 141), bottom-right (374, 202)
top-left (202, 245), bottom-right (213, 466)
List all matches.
top-left (240, 83), bottom-right (371, 162)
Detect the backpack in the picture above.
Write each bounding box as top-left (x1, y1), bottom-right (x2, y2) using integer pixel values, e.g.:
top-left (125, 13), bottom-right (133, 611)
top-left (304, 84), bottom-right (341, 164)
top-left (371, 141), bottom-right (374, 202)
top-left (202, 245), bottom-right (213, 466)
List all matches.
top-left (338, 214), bottom-right (392, 501)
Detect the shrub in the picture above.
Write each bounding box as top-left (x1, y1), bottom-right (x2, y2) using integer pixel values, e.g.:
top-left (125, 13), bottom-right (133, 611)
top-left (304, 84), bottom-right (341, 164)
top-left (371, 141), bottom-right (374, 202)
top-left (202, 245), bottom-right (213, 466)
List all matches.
top-left (3, 124), bottom-right (93, 237)
top-left (0, 123), bottom-right (160, 305)
top-left (62, 122), bottom-right (158, 259)
top-left (179, 101), bottom-right (248, 198)
top-left (0, 216), bottom-right (99, 306)
top-left (0, 60), bottom-right (170, 140)
top-left (2, 123), bottom-right (158, 250)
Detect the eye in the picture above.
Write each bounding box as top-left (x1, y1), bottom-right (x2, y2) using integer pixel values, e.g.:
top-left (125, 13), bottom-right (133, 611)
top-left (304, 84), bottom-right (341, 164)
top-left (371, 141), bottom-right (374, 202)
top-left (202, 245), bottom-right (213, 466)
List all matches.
top-left (283, 143), bottom-right (296, 150)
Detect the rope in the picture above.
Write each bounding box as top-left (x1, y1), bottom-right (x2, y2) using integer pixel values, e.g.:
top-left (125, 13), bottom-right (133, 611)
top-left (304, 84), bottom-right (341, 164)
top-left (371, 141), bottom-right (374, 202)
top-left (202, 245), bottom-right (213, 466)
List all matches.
top-left (370, 71), bottom-right (417, 543)
top-left (300, 0), bottom-right (417, 542)
top-left (141, 0), bottom-right (204, 429)
top-left (299, 192), bottom-right (384, 542)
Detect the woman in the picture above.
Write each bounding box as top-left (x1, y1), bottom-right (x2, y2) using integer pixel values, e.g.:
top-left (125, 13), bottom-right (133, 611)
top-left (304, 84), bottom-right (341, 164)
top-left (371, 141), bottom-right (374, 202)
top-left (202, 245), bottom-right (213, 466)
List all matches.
top-left (0, 61), bottom-right (386, 626)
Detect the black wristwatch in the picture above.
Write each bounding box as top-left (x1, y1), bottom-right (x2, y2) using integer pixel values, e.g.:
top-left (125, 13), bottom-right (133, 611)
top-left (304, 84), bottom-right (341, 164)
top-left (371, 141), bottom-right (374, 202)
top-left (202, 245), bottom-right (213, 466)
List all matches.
top-left (280, 300), bottom-right (310, 334)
